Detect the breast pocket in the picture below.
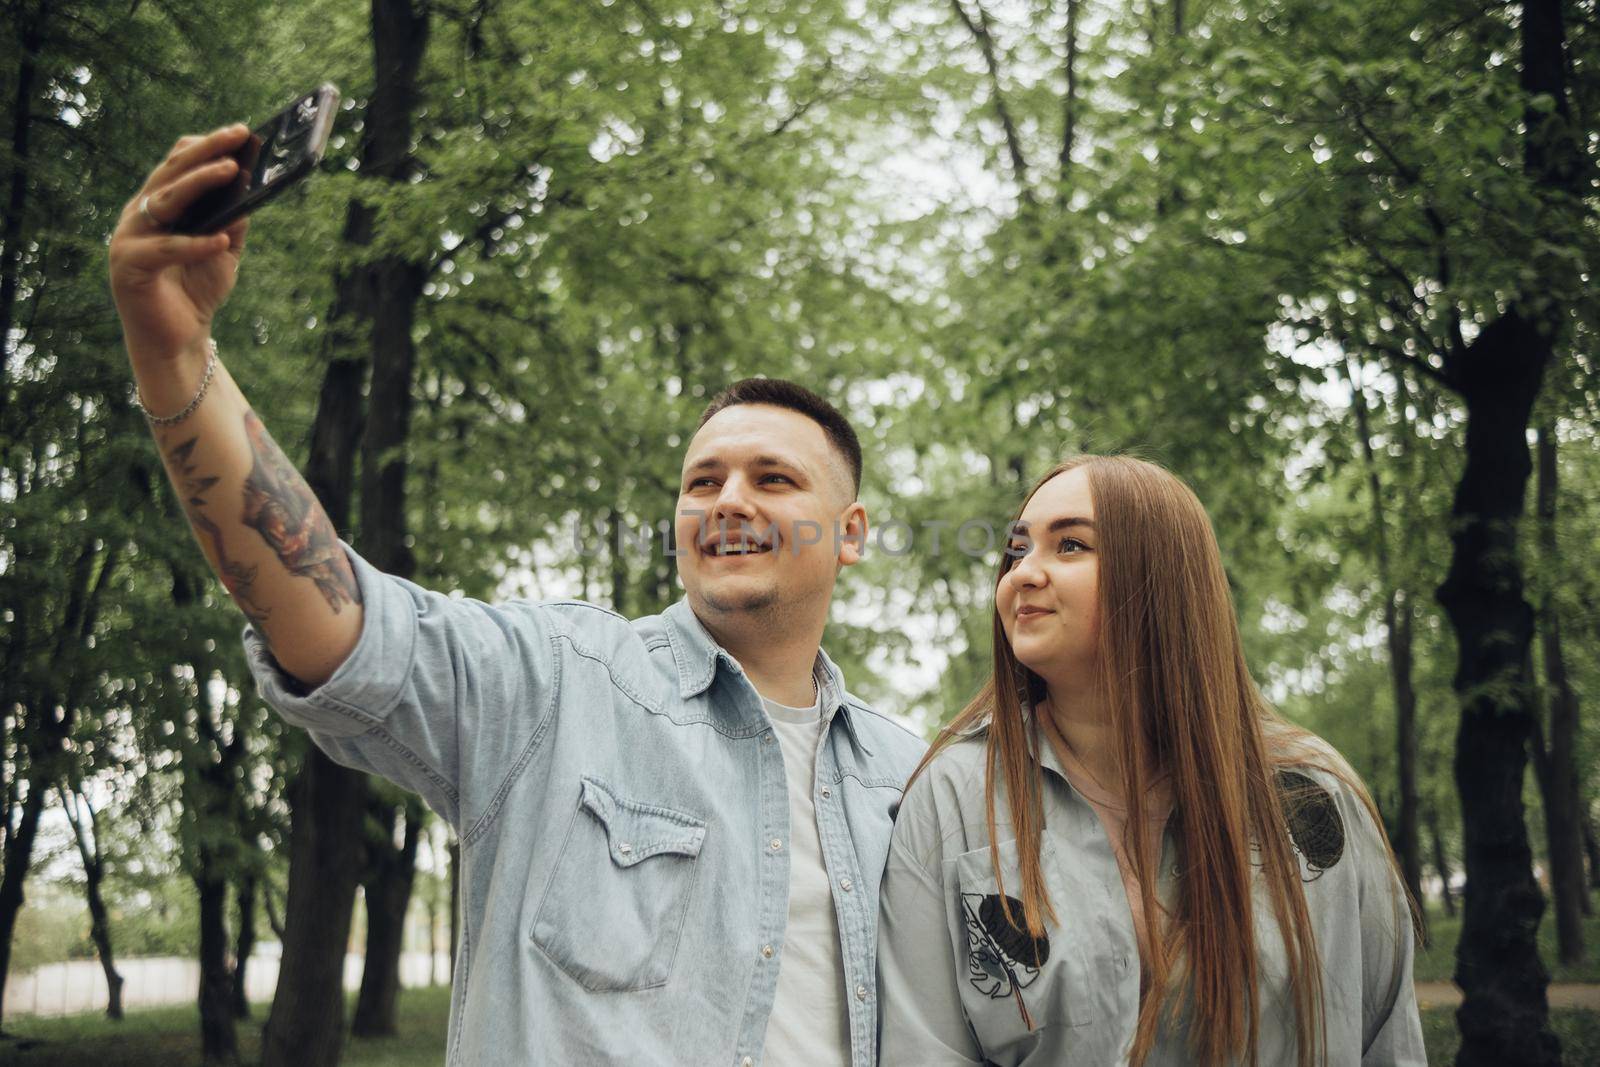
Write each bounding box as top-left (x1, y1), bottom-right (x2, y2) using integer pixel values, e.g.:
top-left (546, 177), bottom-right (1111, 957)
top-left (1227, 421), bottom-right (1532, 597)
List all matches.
top-left (952, 838), bottom-right (1098, 1055)
top-left (530, 775), bottom-right (707, 992)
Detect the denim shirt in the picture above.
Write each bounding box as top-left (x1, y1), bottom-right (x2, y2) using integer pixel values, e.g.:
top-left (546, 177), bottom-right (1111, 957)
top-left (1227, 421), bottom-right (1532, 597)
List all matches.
top-left (877, 727), bottom-right (1426, 1066)
top-left (242, 545), bottom-right (926, 1066)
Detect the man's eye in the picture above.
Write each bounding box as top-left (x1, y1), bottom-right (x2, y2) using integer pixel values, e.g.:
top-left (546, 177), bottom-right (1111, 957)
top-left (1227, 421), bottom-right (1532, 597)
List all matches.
top-left (761, 474), bottom-right (793, 485)
top-left (687, 478), bottom-right (716, 489)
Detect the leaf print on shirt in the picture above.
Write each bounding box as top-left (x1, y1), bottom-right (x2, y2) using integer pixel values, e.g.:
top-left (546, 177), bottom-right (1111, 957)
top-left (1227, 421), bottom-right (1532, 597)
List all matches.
top-left (962, 892), bottom-right (1050, 1030)
top-left (1276, 770), bottom-right (1346, 881)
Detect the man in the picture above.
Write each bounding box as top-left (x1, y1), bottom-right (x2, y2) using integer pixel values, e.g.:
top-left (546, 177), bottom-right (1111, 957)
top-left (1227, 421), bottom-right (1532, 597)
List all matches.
top-left (109, 124), bottom-right (925, 1065)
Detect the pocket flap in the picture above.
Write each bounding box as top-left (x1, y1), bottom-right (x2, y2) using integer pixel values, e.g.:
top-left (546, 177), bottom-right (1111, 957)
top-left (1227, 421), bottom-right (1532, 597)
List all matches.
top-left (578, 776), bottom-right (707, 867)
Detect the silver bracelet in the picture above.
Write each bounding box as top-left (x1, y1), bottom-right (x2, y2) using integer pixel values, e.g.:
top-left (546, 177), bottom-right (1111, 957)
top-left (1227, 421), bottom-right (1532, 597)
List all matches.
top-left (133, 338), bottom-right (219, 426)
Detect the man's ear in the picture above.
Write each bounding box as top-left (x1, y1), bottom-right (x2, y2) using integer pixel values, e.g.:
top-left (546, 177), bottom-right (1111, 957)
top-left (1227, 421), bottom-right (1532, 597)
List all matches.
top-left (836, 503), bottom-right (868, 566)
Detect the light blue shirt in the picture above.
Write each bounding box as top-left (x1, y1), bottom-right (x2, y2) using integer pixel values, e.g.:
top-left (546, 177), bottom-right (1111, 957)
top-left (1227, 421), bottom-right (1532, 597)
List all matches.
top-left (243, 544), bottom-right (926, 1066)
top-left (877, 727), bottom-right (1427, 1066)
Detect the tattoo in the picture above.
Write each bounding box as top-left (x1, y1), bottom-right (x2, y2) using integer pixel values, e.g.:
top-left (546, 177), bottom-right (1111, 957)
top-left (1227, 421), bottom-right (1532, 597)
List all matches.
top-left (164, 434), bottom-right (272, 624)
top-left (240, 411), bottom-right (362, 613)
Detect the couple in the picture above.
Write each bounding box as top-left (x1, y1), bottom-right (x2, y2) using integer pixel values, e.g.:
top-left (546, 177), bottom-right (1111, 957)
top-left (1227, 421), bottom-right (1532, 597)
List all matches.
top-left (110, 125), bottom-right (1425, 1065)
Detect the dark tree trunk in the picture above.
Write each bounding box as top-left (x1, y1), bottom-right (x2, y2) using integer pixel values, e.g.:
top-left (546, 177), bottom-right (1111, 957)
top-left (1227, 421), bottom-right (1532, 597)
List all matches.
top-left (60, 785), bottom-right (124, 1019)
top-left (263, 3), bottom-right (430, 1062)
top-left (1532, 424), bottom-right (1585, 965)
top-left (194, 863), bottom-right (237, 1064)
top-left (352, 799), bottom-right (423, 1036)
top-left (0, 781), bottom-right (46, 1032)
top-left (348, 0), bottom-right (431, 1035)
top-left (171, 567), bottom-right (242, 1064)
top-left (1583, 811), bottom-right (1600, 897)
top-left (233, 872), bottom-right (258, 1018)
top-left (261, 748), bottom-right (367, 1066)
top-left (85, 865), bottom-right (124, 1021)
top-left (0, 0), bottom-right (43, 427)
top-left (0, 537), bottom-right (110, 1029)
top-left (1438, 310), bottom-right (1558, 1065)
top-left (1345, 356), bottom-right (1424, 909)
top-left (1430, 807), bottom-right (1457, 919)
top-left (1441, 0), bottom-right (1583, 1056)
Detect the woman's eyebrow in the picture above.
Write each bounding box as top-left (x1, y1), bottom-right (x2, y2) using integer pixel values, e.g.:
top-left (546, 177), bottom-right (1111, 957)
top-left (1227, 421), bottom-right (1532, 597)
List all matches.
top-left (1042, 516), bottom-right (1096, 533)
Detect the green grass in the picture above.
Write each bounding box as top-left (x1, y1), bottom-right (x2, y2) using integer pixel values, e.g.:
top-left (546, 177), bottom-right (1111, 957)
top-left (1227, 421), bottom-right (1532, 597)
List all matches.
top-left (2, 985), bottom-right (450, 1067)
top-left (1421, 1007), bottom-right (1600, 1063)
top-left (6, 986), bottom-right (1599, 1064)
top-left (1414, 908), bottom-right (1600, 984)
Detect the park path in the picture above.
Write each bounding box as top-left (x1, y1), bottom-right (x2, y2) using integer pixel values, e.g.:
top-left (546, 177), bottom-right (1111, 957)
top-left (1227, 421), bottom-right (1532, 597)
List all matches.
top-left (1414, 982), bottom-right (1600, 1009)
top-left (3, 950), bottom-right (451, 1020)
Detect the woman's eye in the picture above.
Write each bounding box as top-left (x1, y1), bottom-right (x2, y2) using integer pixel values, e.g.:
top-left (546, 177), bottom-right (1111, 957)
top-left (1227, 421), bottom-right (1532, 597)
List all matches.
top-left (1058, 537), bottom-right (1087, 554)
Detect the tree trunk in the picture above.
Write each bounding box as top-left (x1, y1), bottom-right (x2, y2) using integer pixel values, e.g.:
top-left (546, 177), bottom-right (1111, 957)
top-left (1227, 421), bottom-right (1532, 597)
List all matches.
top-left (1345, 355), bottom-right (1424, 909)
top-left (60, 784), bottom-right (124, 1019)
top-left (233, 872), bottom-right (258, 1018)
top-left (1430, 807), bottom-right (1457, 919)
top-left (0, 780), bottom-right (46, 1032)
top-left (194, 863), bottom-right (238, 1065)
top-left (262, 748), bottom-right (367, 1066)
top-left (0, 0), bottom-right (43, 427)
top-left (348, 0), bottom-right (431, 1030)
top-left (352, 799), bottom-right (423, 1036)
top-left (1440, 0), bottom-right (1580, 1056)
top-left (1437, 312), bottom-right (1558, 1065)
top-left (1532, 423), bottom-right (1584, 964)
top-left (263, 3), bottom-right (430, 1061)
top-left (1583, 810), bottom-right (1600, 897)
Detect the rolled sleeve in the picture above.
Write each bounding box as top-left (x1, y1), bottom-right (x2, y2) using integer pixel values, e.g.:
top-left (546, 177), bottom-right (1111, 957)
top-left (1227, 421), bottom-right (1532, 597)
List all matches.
top-left (1342, 788), bottom-right (1427, 1066)
top-left (243, 542), bottom-right (558, 830)
top-left (878, 778), bottom-right (985, 1067)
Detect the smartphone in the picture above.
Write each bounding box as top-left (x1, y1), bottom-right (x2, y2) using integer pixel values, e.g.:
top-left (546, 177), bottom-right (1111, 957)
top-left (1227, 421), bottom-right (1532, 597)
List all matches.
top-left (173, 83), bottom-right (341, 235)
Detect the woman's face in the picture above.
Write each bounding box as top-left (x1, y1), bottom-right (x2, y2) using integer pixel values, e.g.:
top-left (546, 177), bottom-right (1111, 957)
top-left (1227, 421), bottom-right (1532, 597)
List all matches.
top-left (996, 467), bottom-right (1100, 685)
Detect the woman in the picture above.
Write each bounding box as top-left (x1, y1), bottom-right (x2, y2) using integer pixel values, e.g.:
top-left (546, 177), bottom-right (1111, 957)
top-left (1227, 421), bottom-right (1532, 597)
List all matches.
top-left (877, 456), bottom-right (1425, 1066)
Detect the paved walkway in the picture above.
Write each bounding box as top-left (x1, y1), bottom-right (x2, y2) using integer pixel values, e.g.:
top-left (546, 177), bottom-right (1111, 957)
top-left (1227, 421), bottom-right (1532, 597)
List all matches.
top-left (1415, 982), bottom-right (1600, 1009)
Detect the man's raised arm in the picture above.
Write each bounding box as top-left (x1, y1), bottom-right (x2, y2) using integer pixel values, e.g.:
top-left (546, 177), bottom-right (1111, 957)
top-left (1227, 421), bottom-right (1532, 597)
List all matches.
top-left (110, 124), bottom-right (360, 688)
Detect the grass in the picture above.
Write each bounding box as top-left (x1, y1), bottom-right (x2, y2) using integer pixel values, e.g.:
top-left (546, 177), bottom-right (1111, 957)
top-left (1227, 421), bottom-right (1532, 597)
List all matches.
top-left (1421, 1007), bottom-right (1600, 1062)
top-left (6, 985), bottom-right (1600, 1064)
top-left (2, 985), bottom-right (450, 1067)
top-left (1413, 907), bottom-right (1600, 984)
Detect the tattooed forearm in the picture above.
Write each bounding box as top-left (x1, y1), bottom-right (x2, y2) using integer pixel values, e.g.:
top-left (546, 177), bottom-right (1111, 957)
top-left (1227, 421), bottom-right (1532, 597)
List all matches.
top-left (164, 433), bottom-right (272, 623)
top-left (240, 411), bottom-right (362, 613)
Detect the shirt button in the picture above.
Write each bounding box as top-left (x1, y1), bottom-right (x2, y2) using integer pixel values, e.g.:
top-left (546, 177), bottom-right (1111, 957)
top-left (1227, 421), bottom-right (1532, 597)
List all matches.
top-left (741, 1059), bottom-right (753, 1067)
top-left (855, 983), bottom-right (868, 1001)
top-left (840, 877), bottom-right (853, 892)
top-left (770, 838), bottom-right (782, 851)
top-left (617, 842), bottom-right (632, 855)
top-left (762, 944), bottom-right (774, 959)
top-left (761, 733), bottom-right (773, 745)
top-left (820, 786), bottom-right (831, 799)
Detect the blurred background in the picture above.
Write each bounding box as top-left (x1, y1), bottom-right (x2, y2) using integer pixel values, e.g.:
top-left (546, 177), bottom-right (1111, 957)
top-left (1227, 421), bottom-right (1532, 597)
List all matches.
top-left (0, 0), bottom-right (1596, 1062)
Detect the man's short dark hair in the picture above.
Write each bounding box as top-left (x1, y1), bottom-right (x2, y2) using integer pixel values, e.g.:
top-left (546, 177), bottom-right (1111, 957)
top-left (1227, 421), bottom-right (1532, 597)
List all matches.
top-left (698, 378), bottom-right (863, 499)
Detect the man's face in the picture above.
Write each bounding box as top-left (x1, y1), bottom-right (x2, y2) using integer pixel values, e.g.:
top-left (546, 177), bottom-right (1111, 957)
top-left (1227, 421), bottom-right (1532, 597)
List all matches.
top-left (674, 404), bottom-right (865, 624)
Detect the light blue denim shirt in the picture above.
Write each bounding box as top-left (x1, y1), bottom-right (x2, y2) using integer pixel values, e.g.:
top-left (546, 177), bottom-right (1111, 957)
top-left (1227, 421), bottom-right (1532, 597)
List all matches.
top-left (242, 545), bottom-right (926, 1066)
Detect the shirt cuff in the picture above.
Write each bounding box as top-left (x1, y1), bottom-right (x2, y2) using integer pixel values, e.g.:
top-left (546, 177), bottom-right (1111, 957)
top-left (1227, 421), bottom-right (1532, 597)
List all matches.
top-left (241, 540), bottom-right (418, 736)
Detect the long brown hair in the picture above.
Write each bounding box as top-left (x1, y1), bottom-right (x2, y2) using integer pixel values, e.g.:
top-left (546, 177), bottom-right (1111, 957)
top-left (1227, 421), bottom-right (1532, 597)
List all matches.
top-left (909, 455), bottom-right (1414, 1067)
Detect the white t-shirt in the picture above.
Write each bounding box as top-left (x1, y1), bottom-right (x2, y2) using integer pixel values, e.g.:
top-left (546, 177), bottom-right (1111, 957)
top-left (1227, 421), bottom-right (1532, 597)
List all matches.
top-left (758, 681), bottom-right (851, 1067)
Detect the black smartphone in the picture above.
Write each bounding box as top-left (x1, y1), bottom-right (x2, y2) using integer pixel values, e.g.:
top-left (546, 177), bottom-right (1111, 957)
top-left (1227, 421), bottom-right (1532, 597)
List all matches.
top-left (173, 83), bottom-right (341, 235)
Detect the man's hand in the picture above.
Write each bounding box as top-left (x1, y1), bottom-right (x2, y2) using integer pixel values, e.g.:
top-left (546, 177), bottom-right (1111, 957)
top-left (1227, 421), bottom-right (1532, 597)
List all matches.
top-left (109, 124), bottom-right (254, 369)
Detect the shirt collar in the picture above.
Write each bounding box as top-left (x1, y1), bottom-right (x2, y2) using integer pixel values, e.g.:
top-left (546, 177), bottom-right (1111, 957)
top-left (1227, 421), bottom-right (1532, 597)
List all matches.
top-left (661, 597), bottom-right (873, 755)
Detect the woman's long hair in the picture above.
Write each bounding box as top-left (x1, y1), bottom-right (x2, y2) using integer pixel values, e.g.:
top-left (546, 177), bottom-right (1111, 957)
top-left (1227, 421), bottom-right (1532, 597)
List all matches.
top-left (909, 455), bottom-right (1414, 1067)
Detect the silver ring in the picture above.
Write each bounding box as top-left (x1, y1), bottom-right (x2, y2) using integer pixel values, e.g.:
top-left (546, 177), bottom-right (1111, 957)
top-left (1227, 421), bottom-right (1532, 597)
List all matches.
top-left (139, 194), bottom-right (164, 230)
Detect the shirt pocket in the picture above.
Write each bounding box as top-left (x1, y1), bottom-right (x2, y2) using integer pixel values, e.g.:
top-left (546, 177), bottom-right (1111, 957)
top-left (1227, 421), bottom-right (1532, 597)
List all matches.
top-left (952, 838), bottom-right (1097, 1055)
top-left (530, 775), bottom-right (707, 992)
